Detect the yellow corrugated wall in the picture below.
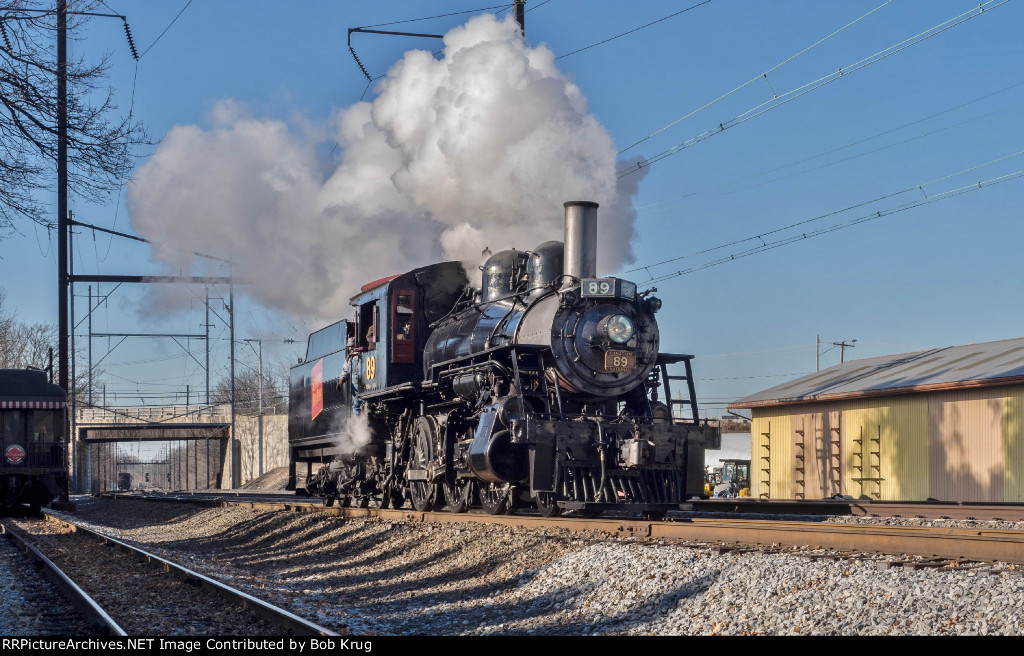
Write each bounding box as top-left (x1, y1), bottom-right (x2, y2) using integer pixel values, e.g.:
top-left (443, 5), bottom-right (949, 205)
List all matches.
top-left (750, 386), bottom-right (1024, 501)
top-left (1003, 387), bottom-right (1024, 502)
top-left (928, 389), bottom-right (1005, 501)
top-left (750, 410), bottom-right (790, 499)
top-left (840, 396), bottom-right (929, 500)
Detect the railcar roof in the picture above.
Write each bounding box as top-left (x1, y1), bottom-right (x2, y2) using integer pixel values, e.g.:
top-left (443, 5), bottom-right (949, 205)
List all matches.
top-left (730, 336), bottom-right (1024, 409)
top-left (0, 369), bottom-right (67, 401)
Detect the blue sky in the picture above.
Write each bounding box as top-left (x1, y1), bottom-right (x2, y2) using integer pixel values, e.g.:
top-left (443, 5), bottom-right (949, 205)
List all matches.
top-left (1, 0), bottom-right (1022, 416)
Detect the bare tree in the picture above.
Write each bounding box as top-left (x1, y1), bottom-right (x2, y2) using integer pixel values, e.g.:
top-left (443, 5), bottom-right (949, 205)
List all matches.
top-left (0, 288), bottom-right (55, 368)
top-left (0, 1), bottom-right (147, 236)
top-left (0, 288), bottom-right (96, 398)
top-left (212, 365), bottom-right (288, 415)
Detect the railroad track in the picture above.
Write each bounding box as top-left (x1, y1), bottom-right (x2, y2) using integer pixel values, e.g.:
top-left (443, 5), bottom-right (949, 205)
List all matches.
top-left (1, 514), bottom-right (337, 637)
top-left (111, 490), bottom-right (1024, 521)
top-left (689, 498), bottom-right (1024, 521)
top-left (98, 491), bottom-right (1024, 566)
top-left (0, 522), bottom-right (113, 635)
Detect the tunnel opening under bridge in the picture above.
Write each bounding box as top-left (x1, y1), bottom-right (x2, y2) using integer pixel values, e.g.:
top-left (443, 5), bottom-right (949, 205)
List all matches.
top-left (76, 424), bottom-right (231, 494)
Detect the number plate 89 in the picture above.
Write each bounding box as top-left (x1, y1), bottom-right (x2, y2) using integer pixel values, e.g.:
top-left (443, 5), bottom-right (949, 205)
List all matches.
top-left (604, 350), bottom-right (636, 373)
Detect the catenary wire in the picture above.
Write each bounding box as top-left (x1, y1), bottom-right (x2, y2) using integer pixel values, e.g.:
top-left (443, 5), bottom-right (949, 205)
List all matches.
top-left (618, 0), bottom-right (895, 156)
top-left (555, 0), bottom-right (713, 61)
top-left (641, 168), bottom-right (1024, 285)
top-left (618, 148), bottom-right (1024, 276)
top-left (638, 80), bottom-right (1024, 216)
top-left (618, 0), bottom-right (1012, 178)
top-left (625, 148), bottom-right (1024, 275)
top-left (138, 0), bottom-right (193, 59)
top-left (359, 4), bottom-right (510, 29)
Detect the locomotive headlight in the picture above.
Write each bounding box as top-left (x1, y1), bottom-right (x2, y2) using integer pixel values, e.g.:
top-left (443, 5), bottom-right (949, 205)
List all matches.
top-left (604, 314), bottom-right (635, 344)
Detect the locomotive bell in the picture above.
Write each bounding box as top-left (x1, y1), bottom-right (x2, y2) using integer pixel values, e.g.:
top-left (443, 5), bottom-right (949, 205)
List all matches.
top-left (563, 201), bottom-right (598, 286)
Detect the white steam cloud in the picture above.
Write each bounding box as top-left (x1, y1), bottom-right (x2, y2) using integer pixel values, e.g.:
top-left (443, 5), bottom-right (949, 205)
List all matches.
top-left (330, 411), bottom-right (372, 455)
top-left (129, 15), bottom-right (644, 320)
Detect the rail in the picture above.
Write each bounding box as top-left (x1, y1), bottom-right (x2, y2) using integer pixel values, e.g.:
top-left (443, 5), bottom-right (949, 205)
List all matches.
top-left (104, 491), bottom-right (1024, 566)
top-left (37, 511), bottom-right (338, 636)
top-left (0, 520), bottom-right (125, 636)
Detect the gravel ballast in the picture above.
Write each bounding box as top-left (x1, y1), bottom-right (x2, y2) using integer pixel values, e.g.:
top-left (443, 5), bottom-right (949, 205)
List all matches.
top-left (53, 497), bottom-right (1024, 636)
top-left (0, 528), bottom-right (98, 636)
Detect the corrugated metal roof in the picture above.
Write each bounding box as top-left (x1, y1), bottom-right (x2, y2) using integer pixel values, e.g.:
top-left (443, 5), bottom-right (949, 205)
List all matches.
top-left (730, 336), bottom-right (1024, 409)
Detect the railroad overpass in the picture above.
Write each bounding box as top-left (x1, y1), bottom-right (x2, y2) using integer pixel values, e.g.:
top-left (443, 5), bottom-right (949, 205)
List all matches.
top-left (71, 404), bottom-right (235, 493)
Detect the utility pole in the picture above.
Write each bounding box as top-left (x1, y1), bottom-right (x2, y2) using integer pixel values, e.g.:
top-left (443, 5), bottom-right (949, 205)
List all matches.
top-left (228, 279), bottom-right (236, 488)
top-left (243, 339), bottom-right (264, 478)
top-left (816, 334), bottom-right (820, 372)
top-left (205, 287), bottom-right (211, 405)
top-left (88, 286), bottom-right (93, 403)
top-left (57, 0), bottom-right (69, 403)
top-left (833, 339), bottom-right (857, 364)
top-left (514, 0), bottom-right (525, 35)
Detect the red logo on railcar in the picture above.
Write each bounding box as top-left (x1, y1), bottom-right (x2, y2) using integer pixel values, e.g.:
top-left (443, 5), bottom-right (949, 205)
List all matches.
top-left (5, 444), bottom-right (25, 465)
top-left (311, 359), bottom-right (323, 421)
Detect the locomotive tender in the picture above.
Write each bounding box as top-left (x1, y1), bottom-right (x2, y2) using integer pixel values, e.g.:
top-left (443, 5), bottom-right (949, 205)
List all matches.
top-left (0, 368), bottom-right (71, 513)
top-left (288, 201), bottom-right (719, 516)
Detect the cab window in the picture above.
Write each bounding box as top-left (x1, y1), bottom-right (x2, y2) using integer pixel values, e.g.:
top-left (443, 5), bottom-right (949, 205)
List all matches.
top-left (392, 289), bottom-right (416, 363)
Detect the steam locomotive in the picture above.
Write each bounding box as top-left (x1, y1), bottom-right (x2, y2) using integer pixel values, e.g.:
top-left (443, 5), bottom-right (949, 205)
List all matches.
top-left (288, 201), bottom-right (719, 516)
top-left (0, 368), bottom-right (72, 513)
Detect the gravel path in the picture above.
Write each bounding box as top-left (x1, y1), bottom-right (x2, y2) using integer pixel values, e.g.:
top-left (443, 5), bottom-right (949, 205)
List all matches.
top-left (52, 497), bottom-right (1024, 636)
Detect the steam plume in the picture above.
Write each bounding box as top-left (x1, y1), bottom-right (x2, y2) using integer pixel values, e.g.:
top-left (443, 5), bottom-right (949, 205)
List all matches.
top-left (129, 15), bottom-right (644, 321)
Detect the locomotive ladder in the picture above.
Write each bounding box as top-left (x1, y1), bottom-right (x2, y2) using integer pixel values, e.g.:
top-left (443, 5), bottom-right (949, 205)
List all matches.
top-left (657, 354), bottom-right (699, 423)
top-left (510, 346), bottom-right (559, 419)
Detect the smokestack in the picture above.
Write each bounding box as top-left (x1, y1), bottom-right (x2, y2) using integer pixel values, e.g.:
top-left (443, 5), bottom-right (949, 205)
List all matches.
top-left (563, 201), bottom-right (598, 284)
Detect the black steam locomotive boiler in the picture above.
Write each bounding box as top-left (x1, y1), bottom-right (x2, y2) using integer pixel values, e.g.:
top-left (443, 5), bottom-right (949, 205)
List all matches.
top-left (288, 201), bottom-right (719, 517)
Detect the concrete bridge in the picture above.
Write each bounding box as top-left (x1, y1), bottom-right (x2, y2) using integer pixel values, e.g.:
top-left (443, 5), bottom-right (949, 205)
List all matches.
top-left (69, 404), bottom-right (286, 493)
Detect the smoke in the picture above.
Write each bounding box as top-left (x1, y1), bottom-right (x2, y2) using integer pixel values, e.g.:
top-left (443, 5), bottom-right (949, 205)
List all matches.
top-left (329, 411), bottom-right (372, 455)
top-left (128, 14), bottom-right (645, 321)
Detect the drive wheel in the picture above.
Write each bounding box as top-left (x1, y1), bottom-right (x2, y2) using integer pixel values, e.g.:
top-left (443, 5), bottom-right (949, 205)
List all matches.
top-left (409, 417), bottom-right (440, 512)
top-left (389, 484), bottom-right (407, 509)
top-left (480, 482), bottom-right (515, 515)
top-left (368, 482), bottom-right (391, 510)
top-left (534, 491), bottom-right (561, 518)
top-left (442, 479), bottom-right (475, 513)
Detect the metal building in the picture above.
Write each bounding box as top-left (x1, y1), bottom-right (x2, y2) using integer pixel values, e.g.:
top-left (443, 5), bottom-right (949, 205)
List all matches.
top-left (728, 337), bottom-right (1024, 502)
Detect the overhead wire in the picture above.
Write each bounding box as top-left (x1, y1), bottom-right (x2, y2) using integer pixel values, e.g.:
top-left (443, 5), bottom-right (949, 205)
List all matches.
top-left (359, 4), bottom-right (510, 29)
top-left (638, 80), bottom-right (1024, 216)
top-left (727, 98), bottom-right (1024, 195)
top-left (138, 0), bottom-right (193, 59)
top-left (618, 0), bottom-right (1012, 178)
top-left (555, 0), bottom-right (713, 61)
top-left (719, 79), bottom-right (1024, 189)
top-left (617, 0), bottom-right (895, 156)
top-left (625, 148), bottom-right (1024, 277)
top-left (641, 166), bottom-right (1024, 285)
